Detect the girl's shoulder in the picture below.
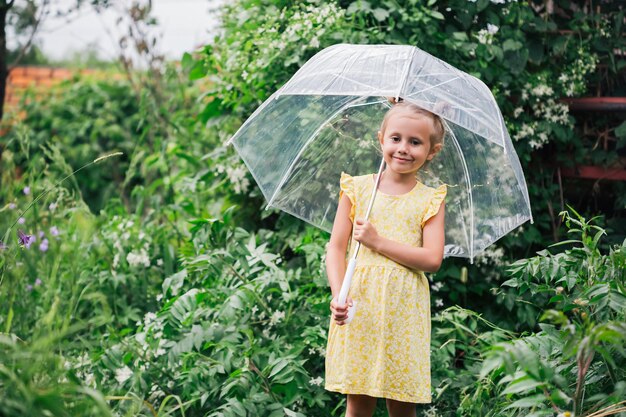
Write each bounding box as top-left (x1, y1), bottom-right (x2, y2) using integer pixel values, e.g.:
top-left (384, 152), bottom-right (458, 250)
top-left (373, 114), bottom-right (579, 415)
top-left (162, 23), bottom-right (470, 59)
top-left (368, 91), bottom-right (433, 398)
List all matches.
top-left (340, 172), bottom-right (372, 188)
top-left (418, 181), bottom-right (447, 196)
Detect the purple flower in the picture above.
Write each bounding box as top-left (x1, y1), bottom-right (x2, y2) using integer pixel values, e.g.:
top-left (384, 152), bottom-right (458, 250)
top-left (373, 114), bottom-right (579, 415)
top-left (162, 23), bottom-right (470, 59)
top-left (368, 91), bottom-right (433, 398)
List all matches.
top-left (26, 284), bottom-right (33, 292)
top-left (18, 230), bottom-right (34, 249)
top-left (0, 241), bottom-right (7, 251)
top-left (35, 278), bottom-right (42, 286)
top-left (50, 226), bottom-right (59, 237)
top-left (17, 217), bottom-right (25, 225)
top-left (23, 186), bottom-right (30, 195)
top-left (39, 239), bottom-right (49, 252)
top-left (49, 203), bottom-right (57, 211)
top-left (9, 203), bottom-right (16, 209)
top-left (38, 231), bottom-right (45, 238)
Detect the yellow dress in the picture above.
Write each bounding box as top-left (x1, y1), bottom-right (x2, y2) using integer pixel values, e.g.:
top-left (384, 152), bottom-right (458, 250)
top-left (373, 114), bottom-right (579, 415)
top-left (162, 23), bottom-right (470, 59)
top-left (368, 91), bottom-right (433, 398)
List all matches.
top-left (324, 172), bottom-right (447, 404)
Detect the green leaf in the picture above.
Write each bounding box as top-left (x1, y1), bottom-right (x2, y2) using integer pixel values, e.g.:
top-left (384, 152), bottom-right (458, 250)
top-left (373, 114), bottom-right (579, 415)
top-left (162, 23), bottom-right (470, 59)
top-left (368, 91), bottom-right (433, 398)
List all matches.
top-left (616, 121), bottom-right (626, 139)
top-left (480, 355), bottom-right (503, 379)
top-left (504, 394), bottom-right (547, 409)
top-left (502, 377), bottom-right (544, 395)
top-left (503, 39), bottom-right (523, 52)
top-left (181, 52), bottom-right (193, 70)
top-left (199, 98), bottom-right (223, 123)
top-left (162, 269), bottom-right (188, 296)
top-left (268, 358), bottom-right (290, 379)
top-left (429, 10), bottom-right (445, 20)
top-left (372, 8), bottom-right (390, 22)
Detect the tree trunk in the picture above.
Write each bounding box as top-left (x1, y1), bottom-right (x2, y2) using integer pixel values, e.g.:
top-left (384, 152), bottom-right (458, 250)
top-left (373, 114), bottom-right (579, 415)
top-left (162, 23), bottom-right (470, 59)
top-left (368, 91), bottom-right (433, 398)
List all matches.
top-left (0, 4), bottom-right (9, 123)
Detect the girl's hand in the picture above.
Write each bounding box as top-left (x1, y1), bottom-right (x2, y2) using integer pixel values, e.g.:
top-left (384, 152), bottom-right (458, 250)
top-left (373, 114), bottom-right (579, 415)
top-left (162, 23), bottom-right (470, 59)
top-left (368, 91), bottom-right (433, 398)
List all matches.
top-left (353, 219), bottom-right (380, 250)
top-left (330, 296), bottom-right (353, 326)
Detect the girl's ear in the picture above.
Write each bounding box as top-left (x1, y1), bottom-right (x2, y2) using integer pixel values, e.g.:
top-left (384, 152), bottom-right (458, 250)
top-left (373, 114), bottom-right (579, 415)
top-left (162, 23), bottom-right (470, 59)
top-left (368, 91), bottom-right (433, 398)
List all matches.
top-left (377, 130), bottom-right (383, 145)
top-left (427, 143), bottom-right (443, 160)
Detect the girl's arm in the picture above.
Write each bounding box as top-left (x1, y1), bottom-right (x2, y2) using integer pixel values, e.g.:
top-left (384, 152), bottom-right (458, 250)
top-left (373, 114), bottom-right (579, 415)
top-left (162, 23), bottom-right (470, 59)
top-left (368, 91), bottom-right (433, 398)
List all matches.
top-left (353, 201), bottom-right (445, 272)
top-left (326, 194), bottom-right (353, 298)
top-left (326, 194), bottom-right (355, 326)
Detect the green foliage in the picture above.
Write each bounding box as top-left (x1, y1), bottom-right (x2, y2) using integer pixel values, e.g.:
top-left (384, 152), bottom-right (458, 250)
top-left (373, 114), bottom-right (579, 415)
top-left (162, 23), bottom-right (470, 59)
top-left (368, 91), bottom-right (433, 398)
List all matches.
top-left (1, 1), bottom-right (625, 416)
top-left (468, 210), bottom-right (626, 417)
top-left (0, 334), bottom-right (112, 417)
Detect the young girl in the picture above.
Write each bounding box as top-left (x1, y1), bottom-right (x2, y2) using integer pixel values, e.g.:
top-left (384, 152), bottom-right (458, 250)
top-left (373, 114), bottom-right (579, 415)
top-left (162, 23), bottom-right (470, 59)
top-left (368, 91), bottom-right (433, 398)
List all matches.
top-left (324, 100), bottom-right (446, 417)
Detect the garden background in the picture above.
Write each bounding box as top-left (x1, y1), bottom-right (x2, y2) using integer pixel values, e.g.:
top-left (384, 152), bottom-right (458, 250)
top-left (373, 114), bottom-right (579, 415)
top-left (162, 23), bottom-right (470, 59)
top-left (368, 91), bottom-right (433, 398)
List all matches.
top-left (0, 0), bottom-right (625, 416)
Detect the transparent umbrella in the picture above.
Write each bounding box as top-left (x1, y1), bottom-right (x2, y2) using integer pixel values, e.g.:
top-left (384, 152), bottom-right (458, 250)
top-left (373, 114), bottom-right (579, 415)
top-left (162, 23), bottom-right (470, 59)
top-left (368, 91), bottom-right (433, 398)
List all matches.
top-left (227, 43), bottom-right (533, 310)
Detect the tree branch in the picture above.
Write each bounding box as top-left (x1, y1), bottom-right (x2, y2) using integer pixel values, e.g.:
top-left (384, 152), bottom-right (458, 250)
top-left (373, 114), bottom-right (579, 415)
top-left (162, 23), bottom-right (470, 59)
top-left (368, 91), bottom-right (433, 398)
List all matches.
top-left (8, 0), bottom-right (48, 72)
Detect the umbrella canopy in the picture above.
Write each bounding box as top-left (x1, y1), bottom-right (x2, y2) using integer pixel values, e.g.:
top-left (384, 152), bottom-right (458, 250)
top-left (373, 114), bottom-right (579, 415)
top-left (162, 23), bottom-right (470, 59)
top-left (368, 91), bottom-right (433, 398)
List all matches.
top-left (228, 43), bottom-right (533, 261)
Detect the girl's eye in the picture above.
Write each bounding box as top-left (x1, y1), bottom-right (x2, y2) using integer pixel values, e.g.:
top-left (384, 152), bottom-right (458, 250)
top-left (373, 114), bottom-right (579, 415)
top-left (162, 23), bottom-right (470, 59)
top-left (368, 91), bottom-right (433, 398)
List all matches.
top-left (390, 136), bottom-right (400, 142)
top-left (411, 139), bottom-right (421, 146)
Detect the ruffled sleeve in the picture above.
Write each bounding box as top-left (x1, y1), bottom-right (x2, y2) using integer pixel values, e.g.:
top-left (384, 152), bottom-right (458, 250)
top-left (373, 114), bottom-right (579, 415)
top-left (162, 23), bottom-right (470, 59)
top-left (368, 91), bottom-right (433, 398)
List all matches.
top-left (421, 184), bottom-right (447, 227)
top-left (339, 172), bottom-right (356, 222)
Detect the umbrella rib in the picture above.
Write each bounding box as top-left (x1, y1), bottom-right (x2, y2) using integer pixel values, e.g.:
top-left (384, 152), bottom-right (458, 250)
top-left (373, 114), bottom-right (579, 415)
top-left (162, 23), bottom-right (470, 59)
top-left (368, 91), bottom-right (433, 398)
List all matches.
top-left (396, 47), bottom-right (416, 100)
top-left (443, 120), bottom-right (474, 261)
top-left (404, 76), bottom-right (460, 100)
top-left (265, 96), bottom-right (366, 209)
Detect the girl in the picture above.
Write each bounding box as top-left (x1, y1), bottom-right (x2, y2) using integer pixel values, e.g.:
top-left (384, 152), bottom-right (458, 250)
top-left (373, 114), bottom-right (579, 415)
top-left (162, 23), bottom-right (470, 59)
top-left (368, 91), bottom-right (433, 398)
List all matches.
top-left (324, 100), bottom-right (446, 417)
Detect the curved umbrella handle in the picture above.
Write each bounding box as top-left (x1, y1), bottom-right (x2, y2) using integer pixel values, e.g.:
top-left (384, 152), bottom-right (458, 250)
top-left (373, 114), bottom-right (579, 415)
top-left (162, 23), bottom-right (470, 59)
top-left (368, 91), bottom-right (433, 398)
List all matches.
top-left (337, 258), bottom-right (357, 324)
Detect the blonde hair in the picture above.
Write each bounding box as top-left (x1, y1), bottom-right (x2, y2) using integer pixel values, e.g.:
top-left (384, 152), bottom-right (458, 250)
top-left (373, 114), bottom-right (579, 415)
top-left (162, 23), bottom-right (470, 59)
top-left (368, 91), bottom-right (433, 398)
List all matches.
top-left (380, 99), bottom-right (445, 149)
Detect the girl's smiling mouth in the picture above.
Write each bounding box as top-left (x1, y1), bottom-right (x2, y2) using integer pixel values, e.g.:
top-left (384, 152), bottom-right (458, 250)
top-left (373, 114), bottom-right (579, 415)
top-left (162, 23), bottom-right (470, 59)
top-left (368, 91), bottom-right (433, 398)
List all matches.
top-left (393, 156), bottom-right (413, 162)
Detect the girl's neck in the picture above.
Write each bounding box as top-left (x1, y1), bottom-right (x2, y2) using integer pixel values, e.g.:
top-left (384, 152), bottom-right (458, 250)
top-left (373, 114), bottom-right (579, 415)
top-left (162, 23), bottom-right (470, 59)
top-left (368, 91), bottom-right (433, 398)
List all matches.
top-left (377, 169), bottom-right (418, 194)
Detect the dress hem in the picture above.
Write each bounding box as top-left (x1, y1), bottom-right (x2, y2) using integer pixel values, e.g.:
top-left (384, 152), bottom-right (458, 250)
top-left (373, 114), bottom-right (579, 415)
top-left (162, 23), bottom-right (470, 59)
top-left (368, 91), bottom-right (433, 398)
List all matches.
top-left (324, 384), bottom-right (432, 404)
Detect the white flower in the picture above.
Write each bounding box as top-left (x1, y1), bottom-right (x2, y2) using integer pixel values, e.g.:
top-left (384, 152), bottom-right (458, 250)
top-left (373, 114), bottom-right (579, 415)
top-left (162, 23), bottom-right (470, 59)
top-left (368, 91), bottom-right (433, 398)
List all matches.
top-left (309, 376), bottom-right (323, 386)
top-left (126, 249), bottom-right (150, 267)
top-left (115, 366), bottom-right (133, 384)
top-left (270, 310), bottom-right (285, 326)
top-left (531, 84), bottom-right (554, 97)
top-left (435, 299), bottom-right (444, 308)
top-left (310, 37), bottom-right (320, 48)
top-left (424, 405), bottom-right (440, 417)
top-left (242, 70), bottom-right (249, 80)
top-left (144, 312), bottom-right (157, 326)
top-left (476, 246), bottom-right (505, 266)
top-left (156, 258), bottom-right (163, 266)
top-left (487, 23), bottom-right (499, 34)
top-left (513, 107), bottom-right (524, 118)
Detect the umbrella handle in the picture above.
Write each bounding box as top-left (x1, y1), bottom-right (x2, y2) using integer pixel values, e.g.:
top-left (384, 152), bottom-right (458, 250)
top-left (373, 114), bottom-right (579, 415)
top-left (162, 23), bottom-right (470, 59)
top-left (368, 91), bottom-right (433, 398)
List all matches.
top-left (337, 258), bottom-right (357, 324)
top-left (338, 258), bottom-right (356, 306)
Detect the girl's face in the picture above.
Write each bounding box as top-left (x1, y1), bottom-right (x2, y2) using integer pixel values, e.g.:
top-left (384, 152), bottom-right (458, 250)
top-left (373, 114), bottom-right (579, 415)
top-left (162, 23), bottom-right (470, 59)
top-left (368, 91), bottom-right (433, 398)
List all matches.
top-left (377, 112), bottom-right (442, 176)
